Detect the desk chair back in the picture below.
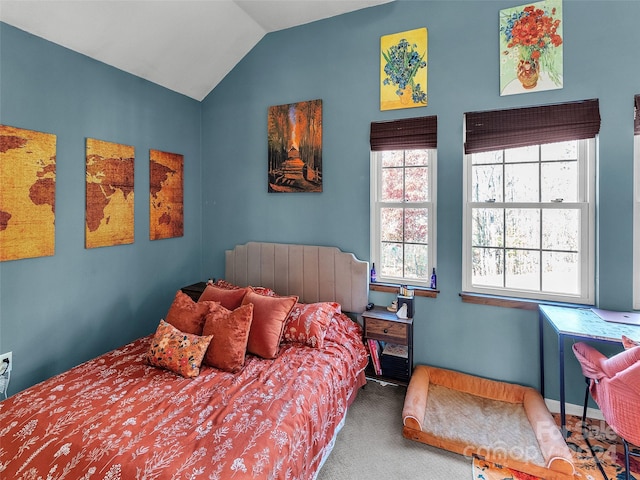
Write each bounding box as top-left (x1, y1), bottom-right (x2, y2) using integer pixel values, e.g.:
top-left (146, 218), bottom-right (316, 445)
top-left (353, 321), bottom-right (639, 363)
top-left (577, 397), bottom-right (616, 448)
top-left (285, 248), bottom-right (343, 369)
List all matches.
top-left (572, 342), bottom-right (640, 479)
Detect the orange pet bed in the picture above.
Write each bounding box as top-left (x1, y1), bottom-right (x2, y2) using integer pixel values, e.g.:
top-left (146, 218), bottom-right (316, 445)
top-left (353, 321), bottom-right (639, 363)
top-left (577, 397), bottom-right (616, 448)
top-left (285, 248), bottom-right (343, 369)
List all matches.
top-left (402, 365), bottom-right (575, 480)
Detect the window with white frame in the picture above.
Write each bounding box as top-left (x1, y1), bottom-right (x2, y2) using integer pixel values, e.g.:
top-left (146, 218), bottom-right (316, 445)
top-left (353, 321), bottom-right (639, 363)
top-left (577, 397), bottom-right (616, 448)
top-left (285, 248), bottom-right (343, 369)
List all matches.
top-left (370, 116), bottom-right (437, 288)
top-left (462, 100), bottom-right (600, 304)
top-left (633, 95), bottom-right (640, 309)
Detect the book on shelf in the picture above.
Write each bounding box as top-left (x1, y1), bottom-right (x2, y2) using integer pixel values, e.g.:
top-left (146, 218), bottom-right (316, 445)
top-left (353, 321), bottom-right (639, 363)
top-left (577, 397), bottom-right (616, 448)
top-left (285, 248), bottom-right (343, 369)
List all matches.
top-left (382, 343), bottom-right (408, 358)
top-left (367, 339), bottom-right (382, 375)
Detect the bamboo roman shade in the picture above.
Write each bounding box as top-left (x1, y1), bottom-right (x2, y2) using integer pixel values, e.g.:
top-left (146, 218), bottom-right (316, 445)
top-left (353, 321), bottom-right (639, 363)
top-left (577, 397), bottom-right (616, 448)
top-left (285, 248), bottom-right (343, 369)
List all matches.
top-left (464, 98), bottom-right (601, 154)
top-left (634, 95), bottom-right (640, 135)
top-left (370, 116), bottom-right (437, 151)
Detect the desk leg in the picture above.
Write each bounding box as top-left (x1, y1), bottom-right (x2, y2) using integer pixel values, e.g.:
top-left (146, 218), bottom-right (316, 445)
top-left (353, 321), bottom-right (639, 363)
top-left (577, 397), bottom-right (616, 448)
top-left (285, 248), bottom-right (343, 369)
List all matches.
top-left (559, 333), bottom-right (566, 437)
top-left (539, 311), bottom-right (545, 398)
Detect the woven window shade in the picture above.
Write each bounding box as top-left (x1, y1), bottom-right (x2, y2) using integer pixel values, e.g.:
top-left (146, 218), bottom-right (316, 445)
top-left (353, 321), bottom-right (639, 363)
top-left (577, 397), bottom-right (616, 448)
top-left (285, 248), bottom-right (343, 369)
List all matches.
top-left (370, 116), bottom-right (437, 151)
top-left (464, 99), bottom-right (601, 154)
top-left (635, 95), bottom-right (640, 135)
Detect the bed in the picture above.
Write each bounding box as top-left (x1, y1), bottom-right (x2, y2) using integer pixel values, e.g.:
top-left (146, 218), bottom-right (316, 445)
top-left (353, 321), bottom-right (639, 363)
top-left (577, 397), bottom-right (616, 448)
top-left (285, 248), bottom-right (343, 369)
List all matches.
top-left (0, 242), bottom-right (369, 480)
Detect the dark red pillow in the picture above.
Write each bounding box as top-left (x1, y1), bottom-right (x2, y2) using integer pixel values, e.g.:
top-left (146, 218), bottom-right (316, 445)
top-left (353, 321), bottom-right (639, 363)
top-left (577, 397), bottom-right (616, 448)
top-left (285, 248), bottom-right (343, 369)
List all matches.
top-left (165, 290), bottom-right (213, 335)
top-left (202, 303), bottom-right (253, 372)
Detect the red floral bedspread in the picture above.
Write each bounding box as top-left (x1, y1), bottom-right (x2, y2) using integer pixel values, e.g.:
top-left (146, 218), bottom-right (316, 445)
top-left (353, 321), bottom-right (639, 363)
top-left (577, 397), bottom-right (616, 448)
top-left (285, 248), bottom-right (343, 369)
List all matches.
top-left (0, 313), bottom-right (367, 480)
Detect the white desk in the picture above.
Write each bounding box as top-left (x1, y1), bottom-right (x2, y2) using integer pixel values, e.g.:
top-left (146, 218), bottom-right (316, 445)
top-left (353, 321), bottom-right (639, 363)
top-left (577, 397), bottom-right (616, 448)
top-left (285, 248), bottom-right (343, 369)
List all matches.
top-left (538, 304), bottom-right (640, 436)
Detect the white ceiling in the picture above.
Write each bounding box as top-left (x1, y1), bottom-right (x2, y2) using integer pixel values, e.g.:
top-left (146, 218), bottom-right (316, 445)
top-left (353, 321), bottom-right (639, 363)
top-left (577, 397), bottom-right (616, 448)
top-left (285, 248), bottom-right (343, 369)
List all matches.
top-left (0, 0), bottom-right (392, 101)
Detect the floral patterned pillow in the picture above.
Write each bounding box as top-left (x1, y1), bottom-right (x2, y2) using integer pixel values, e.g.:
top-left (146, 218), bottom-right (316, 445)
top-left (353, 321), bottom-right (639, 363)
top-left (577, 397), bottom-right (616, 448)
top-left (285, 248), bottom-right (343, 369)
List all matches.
top-left (214, 279), bottom-right (277, 297)
top-left (282, 302), bottom-right (341, 348)
top-left (146, 320), bottom-right (213, 378)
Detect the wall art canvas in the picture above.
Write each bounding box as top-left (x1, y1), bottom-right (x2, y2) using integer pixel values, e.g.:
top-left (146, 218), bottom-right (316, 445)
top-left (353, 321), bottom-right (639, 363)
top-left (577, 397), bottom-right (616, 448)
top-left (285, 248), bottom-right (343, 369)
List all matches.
top-left (149, 149), bottom-right (183, 240)
top-left (85, 138), bottom-right (134, 248)
top-left (268, 99), bottom-right (322, 193)
top-left (500, 0), bottom-right (563, 96)
top-left (0, 125), bottom-right (56, 262)
top-left (380, 27), bottom-right (428, 111)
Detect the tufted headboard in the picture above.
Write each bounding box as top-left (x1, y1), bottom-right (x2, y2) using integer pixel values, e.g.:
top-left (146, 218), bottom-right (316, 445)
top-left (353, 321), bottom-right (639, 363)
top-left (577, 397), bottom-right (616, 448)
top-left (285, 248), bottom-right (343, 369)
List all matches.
top-left (225, 242), bottom-right (369, 314)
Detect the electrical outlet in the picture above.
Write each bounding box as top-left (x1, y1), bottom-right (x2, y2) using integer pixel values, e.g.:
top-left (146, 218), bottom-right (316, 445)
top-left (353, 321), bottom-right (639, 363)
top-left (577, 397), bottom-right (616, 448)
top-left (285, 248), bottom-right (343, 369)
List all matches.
top-left (0, 351), bottom-right (12, 373)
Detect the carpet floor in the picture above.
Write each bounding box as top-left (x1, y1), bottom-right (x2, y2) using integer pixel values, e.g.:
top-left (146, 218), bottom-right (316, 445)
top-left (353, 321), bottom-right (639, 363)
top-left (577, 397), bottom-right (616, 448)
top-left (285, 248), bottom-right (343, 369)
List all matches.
top-left (317, 381), bottom-right (469, 480)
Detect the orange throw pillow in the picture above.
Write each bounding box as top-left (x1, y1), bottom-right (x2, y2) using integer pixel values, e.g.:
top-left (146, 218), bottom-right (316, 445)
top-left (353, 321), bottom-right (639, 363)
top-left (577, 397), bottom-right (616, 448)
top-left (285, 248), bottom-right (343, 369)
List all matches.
top-left (241, 289), bottom-right (298, 359)
top-left (165, 290), bottom-right (213, 335)
top-left (146, 320), bottom-right (212, 378)
top-left (202, 303), bottom-right (253, 372)
top-left (198, 284), bottom-right (248, 310)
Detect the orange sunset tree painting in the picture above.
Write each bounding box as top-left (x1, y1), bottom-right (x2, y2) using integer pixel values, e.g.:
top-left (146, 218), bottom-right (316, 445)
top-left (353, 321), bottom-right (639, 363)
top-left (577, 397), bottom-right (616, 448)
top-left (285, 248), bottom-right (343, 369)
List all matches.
top-left (268, 99), bottom-right (322, 193)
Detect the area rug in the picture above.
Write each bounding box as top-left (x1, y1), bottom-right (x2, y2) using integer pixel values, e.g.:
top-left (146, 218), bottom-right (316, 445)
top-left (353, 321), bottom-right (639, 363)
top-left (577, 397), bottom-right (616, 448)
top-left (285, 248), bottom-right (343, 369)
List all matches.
top-left (472, 414), bottom-right (640, 480)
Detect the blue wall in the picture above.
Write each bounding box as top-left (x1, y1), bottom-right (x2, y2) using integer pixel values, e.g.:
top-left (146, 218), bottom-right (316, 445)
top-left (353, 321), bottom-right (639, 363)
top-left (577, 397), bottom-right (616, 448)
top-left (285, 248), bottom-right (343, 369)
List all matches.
top-left (0, 23), bottom-right (203, 394)
top-left (2, 0), bottom-right (638, 406)
top-left (200, 0), bottom-right (639, 407)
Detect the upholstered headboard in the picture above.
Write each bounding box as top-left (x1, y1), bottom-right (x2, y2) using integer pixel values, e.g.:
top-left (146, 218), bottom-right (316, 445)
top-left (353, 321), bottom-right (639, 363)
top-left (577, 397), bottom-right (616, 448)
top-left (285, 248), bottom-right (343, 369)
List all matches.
top-left (225, 242), bottom-right (369, 314)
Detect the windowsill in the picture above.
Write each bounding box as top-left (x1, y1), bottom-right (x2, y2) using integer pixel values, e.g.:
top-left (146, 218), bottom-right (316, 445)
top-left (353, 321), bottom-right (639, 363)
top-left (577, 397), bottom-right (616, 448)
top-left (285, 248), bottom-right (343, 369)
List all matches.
top-left (370, 282), bottom-right (438, 298)
top-left (459, 292), bottom-right (539, 310)
top-left (459, 292), bottom-right (588, 311)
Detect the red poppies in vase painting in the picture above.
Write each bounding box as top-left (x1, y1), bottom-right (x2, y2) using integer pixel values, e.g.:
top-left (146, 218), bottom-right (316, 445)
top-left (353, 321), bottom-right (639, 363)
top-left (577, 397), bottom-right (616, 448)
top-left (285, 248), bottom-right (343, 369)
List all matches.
top-left (499, 0), bottom-right (563, 96)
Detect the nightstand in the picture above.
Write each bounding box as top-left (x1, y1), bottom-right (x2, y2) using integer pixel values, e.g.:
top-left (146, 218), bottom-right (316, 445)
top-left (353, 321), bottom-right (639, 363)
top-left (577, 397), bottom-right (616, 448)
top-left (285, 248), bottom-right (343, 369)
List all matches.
top-left (180, 281), bottom-right (208, 301)
top-left (362, 306), bottom-right (413, 386)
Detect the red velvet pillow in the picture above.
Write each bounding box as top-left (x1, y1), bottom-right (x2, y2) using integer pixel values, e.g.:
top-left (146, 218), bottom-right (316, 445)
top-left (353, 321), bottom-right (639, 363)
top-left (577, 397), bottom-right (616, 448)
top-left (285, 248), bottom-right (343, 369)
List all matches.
top-left (198, 284), bottom-right (248, 310)
top-left (165, 290), bottom-right (213, 335)
top-left (282, 302), bottom-right (341, 348)
top-left (146, 320), bottom-right (213, 378)
top-left (202, 303), bottom-right (253, 372)
top-left (241, 289), bottom-right (298, 359)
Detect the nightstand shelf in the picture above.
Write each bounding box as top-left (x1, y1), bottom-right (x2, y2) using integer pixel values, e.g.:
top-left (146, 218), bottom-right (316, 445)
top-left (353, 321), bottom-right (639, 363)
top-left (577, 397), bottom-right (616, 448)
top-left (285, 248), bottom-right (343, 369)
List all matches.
top-left (362, 306), bottom-right (413, 386)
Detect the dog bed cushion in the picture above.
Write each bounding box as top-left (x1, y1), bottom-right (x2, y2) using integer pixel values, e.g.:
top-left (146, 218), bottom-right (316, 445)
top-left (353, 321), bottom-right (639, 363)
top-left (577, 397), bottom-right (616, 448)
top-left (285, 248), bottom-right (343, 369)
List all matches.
top-left (402, 365), bottom-right (575, 480)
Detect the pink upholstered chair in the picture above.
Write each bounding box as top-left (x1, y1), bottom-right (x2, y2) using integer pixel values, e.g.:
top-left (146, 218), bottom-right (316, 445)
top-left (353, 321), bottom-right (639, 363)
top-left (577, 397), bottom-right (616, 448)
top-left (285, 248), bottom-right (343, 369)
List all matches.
top-left (572, 341), bottom-right (640, 480)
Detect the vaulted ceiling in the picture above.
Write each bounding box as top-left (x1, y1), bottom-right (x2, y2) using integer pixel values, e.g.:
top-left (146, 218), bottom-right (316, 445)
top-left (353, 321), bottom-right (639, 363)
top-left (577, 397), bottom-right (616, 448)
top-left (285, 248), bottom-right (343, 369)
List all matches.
top-left (0, 0), bottom-right (392, 100)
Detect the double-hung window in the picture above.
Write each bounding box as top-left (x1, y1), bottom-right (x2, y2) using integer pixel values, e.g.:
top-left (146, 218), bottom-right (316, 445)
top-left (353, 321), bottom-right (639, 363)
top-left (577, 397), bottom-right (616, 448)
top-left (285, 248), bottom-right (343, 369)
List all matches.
top-left (370, 116), bottom-right (437, 288)
top-left (634, 95), bottom-right (640, 309)
top-left (462, 100), bottom-right (600, 304)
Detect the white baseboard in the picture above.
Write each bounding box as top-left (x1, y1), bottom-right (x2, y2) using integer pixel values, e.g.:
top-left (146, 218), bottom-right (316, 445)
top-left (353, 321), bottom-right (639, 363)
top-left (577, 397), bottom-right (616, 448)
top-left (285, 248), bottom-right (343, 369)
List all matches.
top-left (544, 398), bottom-right (604, 421)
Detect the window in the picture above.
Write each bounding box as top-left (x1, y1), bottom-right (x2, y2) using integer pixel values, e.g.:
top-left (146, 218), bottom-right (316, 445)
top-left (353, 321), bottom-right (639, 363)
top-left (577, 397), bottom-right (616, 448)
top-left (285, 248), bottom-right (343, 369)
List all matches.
top-left (463, 100), bottom-right (600, 304)
top-left (370, 116), bottom-right (437, 288)
top-left (634, 95), bottom-right (640, 309)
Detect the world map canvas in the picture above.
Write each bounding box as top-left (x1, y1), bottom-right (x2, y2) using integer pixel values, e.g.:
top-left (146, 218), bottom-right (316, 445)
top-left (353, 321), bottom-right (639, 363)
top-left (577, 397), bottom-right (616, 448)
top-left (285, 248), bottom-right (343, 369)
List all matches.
top-left (85, 138), bottom-right (134, 249)
top-left (149, 149), bottom-right (183, 240)
top-left (0, 125), bottom-right (56, 262)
